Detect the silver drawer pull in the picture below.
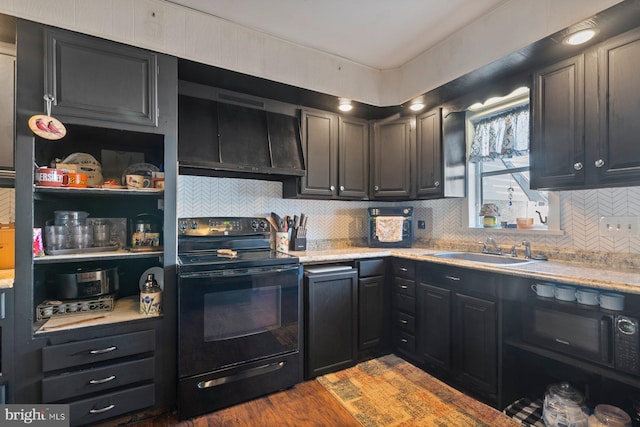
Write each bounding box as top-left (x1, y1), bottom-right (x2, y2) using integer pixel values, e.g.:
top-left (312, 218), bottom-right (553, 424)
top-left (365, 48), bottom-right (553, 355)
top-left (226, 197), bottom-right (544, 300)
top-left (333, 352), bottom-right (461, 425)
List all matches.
top-left (89, 375), bottom-right (116, 385)
top-left (400, 285), bottom-right (408, 289)
top-left (89, 346), bottom-right (117, 355)
top-left (400, 338), bottom-right (408, 343)
top-left (400, 320), bottom-right (408, 324)
top-left (89, 404), bottom-right (115, 414)
top-left (400, 267), bottom-right (408, 272)
top-left (445, 275), bottom-right (460, 281)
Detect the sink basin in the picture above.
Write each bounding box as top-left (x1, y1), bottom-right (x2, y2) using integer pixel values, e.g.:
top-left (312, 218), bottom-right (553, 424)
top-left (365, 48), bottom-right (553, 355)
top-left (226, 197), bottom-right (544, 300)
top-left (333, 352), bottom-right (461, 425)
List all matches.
top-left (431, 252), bottom-right (540, 266)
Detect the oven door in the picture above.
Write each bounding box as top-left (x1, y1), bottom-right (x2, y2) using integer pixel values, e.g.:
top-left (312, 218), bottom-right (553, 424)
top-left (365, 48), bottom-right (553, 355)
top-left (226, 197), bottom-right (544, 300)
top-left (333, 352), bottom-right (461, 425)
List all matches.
top-left (178, 264), bottom-right (300, 378)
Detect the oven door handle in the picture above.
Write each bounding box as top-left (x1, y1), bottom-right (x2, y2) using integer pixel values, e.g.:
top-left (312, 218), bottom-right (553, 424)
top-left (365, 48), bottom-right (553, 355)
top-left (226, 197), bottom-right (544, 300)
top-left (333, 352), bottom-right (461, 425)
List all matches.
top-left (180, 265), bottom-right (299, 279)
top-left (197, 361), bottom-right (286, 389)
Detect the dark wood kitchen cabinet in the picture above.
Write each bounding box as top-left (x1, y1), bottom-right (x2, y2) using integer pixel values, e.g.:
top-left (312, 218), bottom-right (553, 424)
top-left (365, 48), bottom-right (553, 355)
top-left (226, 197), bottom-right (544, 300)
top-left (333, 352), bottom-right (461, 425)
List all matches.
top-left (284, 109), bottom-right (369, 199)
top-left (12, 19), bottom-right (178, 422)
top-left (304, 266), bottom-right (358, 378)
top-left (415, 108), bottom-right (443, 198)
top-left (44, 27), bottom-right (158, 128)
top-left (371, 117), bottom-right (413, 199)
top-left (532, 26), bottom-right (640, 190)
top-left (416, 262), bottom-right (498, 402)
top-left (356, 258), bottom-right (390, 360)
top-left (390, 259), bottom-right (418, 360)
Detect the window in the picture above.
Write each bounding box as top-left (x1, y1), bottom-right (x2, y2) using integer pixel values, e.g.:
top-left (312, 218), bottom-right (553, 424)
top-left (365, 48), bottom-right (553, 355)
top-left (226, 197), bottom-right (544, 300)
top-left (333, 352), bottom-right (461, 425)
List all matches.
top-left (466, 90), bottom-right (560, 231)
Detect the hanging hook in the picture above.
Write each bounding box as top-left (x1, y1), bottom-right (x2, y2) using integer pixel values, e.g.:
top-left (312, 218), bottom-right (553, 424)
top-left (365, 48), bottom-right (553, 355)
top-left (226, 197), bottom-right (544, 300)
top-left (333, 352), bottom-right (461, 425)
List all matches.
top-left (43, 94), bottom-right (54, 117)
top-left (535, 210), bottom-right (548, 224)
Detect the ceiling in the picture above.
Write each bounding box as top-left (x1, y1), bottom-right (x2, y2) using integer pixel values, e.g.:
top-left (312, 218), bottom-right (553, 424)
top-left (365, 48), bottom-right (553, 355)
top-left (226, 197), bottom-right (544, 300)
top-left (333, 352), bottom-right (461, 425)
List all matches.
top-left (167, 0), bottom-right (509, 70)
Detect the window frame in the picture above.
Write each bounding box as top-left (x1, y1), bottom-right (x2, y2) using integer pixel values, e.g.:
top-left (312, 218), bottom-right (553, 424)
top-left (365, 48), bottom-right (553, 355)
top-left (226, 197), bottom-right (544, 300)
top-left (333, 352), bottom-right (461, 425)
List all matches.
top-left (465, 93), bottom-right (562, 234)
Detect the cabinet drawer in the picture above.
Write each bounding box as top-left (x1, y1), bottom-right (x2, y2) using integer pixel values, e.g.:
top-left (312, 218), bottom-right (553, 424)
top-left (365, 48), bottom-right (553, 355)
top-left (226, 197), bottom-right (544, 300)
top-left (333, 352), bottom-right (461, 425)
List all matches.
top-left (42, 357), bottom-right (154, 403)
top-left (393, 277), bottom-right (415, 297)
top-left (69, 383), bottom-right (155, 426)
top-left (392, 310), bottom-right (415, 333)
top-left (394, 330), bottom-right (415, 353)
top-left (392, 259), bottom-right (414, 279)
top-left (419, 263), bottom-right (497, 297)
top-left (392, 293), bottom-right (415, 314)
top-left (42, 330), bottom-right (155, 372)
top-left (358, 258), bottom-right (386, 278)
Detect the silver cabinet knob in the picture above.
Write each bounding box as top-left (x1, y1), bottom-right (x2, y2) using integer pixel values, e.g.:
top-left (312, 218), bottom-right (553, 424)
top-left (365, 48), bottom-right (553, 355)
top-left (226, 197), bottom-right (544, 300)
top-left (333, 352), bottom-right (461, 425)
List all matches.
top-left (434, 181), bottom-right (440, 187)
top-left (339, 185), bottom-right (344, 191)
top-left (374, 185), bottom-right (379, 191)
top-left (573, 162), bottom-right (583, 170)
top-left (594, 159), bottom-right (605, 168)
top-left (329, 185), bottom-right (335, 191)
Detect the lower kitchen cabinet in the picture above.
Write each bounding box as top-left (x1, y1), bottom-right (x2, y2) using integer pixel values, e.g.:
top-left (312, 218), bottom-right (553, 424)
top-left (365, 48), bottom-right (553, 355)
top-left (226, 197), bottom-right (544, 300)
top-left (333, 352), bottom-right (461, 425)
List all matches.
top-left (304, 266), bottom-right (358, 379)
top-left (41, 329), bottom-right (157, 426)
top-left (416, 262), bottom-right (498, 403)
top-left (356, 258), bottom-right (390, 360)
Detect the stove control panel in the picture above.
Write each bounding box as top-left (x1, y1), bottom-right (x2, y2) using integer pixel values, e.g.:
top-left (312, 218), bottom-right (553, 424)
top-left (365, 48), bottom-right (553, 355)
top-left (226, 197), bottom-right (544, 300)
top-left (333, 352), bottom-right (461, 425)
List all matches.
top-left (178, 217), bottom-right (270, 236)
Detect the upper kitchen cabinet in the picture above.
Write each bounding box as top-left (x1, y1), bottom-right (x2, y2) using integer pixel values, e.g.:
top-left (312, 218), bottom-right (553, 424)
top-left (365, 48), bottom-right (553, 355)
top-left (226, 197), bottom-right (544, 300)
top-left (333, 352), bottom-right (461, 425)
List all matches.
top-left (44, 27), bottom-right (159, 130)
top-left (283, 109), bottom-right (369, 199)
top-left (371, 116), bottom-right (413, 199)
top-left (415, 108), bottom-right (443, 198)
top-left (531, 26), bottom-right (640, 190)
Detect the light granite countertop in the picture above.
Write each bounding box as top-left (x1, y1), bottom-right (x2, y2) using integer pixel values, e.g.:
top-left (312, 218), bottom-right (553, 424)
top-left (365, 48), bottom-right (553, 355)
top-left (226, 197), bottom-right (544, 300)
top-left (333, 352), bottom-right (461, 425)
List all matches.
top-left (293, 247), bottom-right (640, 295)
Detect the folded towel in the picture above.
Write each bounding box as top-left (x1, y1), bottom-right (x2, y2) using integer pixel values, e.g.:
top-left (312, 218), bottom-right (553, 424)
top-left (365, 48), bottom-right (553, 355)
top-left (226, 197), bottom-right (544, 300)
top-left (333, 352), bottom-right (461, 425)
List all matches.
top-left (375, 216), bottom-right (404, 242)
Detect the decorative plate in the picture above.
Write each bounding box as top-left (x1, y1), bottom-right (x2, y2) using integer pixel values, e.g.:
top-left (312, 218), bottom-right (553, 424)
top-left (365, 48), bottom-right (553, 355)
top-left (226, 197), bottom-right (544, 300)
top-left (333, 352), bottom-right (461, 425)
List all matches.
top-left (121, 162), bottom-right (160, 186)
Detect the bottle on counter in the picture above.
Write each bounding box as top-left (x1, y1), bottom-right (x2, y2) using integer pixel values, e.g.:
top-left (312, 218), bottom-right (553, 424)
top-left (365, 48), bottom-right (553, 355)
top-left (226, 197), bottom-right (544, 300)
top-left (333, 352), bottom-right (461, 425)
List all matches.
top-left (140, 273), bottom-right (162, 316)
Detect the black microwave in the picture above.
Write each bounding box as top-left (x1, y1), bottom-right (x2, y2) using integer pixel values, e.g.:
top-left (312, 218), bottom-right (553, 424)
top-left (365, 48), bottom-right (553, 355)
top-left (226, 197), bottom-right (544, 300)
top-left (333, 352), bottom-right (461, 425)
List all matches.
top-left (522, 299), bottom-right (640, 375)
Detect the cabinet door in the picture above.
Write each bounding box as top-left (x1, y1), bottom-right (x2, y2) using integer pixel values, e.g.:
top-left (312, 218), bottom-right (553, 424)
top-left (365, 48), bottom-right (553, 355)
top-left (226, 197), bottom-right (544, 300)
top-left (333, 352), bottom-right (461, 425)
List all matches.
top-left (0, 52), bottom-right (15, 170)
top-left (299, 109), bottom-right (337, 197)
top-left (44, 28), bottom-right (158, 127)
top-left (338, 116), bottom-right (369, 199)
top-left (305, 270), bottom-right (358, 378)
top-left (530, 54), bottom-right (585, 190)
top-left (415, 108), bottom-right (443, 198)
top-left (358, 275), bottom-right (387, 353)
top-left (417, 283), bottom-right (451, 370)
top-left (454, 293), bottom-right (497, 395)
top-left (594, 28), bottom-right (640, 185)
top-left (371, 117), bottom-right (413, 199)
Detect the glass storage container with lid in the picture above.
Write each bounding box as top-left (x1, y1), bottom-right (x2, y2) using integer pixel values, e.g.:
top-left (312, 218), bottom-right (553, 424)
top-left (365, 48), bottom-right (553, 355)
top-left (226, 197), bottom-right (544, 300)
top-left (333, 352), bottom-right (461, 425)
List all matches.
top-left (543, 382), bottom-right (589, 427)
top-left (588, 404), bottom-right (631, 427)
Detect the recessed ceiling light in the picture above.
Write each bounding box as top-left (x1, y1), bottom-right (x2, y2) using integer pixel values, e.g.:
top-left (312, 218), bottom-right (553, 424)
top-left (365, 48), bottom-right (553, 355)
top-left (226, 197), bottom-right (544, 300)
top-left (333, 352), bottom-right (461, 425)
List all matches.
top-left (409, 100), bottom-right (425, 111)
top-left (338, 98), bottom-right (353, 112)
top-left (564, 29), bottom-right (598, 45)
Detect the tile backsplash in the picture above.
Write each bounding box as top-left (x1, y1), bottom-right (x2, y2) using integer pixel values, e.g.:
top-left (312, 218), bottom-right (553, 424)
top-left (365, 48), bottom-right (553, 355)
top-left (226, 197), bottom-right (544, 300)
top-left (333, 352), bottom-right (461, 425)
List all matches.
top-left (177, 176), bottom-right (640, 255)
top-left (0, 188), bottom-right (15, 224)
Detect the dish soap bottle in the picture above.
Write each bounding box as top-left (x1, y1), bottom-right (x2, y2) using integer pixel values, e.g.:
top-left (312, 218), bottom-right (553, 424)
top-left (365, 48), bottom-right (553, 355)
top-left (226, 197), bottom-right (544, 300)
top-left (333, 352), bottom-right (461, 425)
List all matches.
top-left (140, 273), bottom-right (162, 316)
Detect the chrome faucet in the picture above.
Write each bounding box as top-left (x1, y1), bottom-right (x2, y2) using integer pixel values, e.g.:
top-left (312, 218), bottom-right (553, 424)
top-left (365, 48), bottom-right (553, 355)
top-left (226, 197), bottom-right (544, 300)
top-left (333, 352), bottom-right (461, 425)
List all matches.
top-left (480, 237), bottom-right (502, 255)
top-left (522, 240), bottom-right (532, 259)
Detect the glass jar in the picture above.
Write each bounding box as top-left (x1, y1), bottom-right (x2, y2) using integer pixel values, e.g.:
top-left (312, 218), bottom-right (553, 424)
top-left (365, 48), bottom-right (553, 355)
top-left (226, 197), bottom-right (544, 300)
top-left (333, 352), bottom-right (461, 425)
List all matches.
top-left (588, 404), bottom-right (631, 427)
top-left (543, 382), bottom-right (589, 427)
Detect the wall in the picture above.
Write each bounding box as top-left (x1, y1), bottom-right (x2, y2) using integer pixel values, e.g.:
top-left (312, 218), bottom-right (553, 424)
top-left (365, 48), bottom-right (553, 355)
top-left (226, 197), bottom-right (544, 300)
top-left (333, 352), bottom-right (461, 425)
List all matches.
top-left (0, 0), bottom-right (622, 106)
top-left (177, 175), bottom-right (640, 255)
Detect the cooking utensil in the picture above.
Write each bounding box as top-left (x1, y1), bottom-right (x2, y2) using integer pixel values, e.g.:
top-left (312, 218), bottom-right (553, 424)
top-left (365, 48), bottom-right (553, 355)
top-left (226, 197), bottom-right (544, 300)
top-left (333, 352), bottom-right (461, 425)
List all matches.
top-left (28, 94), bottom-right (67, 140)
top-left (270, 212), bottom-right (284, 231)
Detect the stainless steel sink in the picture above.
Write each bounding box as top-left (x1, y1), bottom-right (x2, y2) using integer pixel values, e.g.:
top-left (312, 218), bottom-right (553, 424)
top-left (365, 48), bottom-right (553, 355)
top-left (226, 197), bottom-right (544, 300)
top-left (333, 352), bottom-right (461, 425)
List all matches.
top-left (431, 251), bottom-right (540, 266)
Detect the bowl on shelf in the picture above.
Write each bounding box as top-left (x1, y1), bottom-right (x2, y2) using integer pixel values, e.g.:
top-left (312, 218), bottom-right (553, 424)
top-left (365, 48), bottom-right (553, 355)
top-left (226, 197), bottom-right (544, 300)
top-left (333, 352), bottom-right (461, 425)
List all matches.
top-left (516, 217), bottom-right (534, 229)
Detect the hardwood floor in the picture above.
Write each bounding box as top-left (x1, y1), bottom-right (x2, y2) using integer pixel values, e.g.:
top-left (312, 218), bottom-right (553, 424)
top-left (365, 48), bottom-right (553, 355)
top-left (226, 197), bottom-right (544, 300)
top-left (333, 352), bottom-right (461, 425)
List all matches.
top-left (125, 380), bottom-right (359, 427)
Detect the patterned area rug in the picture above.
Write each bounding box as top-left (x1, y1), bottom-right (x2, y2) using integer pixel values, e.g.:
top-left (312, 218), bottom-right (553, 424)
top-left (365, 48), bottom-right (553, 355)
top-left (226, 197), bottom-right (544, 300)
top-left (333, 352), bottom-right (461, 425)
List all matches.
top-left (317, 354), bottom-right (519, 427)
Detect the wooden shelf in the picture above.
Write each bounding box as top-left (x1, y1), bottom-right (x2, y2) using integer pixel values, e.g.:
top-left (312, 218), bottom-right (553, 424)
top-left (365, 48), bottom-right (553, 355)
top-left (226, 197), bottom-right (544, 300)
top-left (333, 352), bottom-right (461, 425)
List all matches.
top-left (34, 186), bottom-right (163, 197)
top-left (34, 250), bottom-right (163, 264)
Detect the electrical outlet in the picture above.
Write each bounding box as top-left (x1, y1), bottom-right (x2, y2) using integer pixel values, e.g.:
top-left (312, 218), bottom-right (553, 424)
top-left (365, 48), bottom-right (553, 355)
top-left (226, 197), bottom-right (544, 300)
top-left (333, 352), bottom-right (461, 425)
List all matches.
top-left (418, 220), bottom-right (426, 229)
top-left (355, 217), bottom-right (364, 231)
top-left (598, 216), bottom-right (638, 237)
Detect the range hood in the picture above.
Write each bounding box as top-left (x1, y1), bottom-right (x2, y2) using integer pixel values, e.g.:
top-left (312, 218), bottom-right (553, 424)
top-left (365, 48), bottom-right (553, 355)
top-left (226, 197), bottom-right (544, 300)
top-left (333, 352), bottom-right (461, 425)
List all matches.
top-left (178, 82), bottom-right (305, 181)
